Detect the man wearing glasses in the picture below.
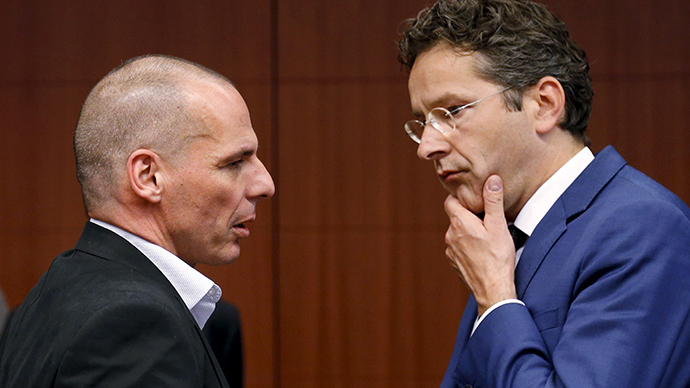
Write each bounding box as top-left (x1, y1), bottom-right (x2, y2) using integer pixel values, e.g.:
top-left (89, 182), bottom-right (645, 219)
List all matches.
top-left (399, 0), bottom-right (690, 387)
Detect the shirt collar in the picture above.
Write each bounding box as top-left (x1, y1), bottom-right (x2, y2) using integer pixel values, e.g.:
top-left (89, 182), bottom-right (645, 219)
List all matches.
top-left (89, 219), bottom-right (222, 329)
top-left (514, 146), bottom-right (595, 237)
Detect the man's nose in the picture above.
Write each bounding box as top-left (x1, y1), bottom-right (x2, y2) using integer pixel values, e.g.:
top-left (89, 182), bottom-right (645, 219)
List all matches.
top-left (251, 158), bottom-right (275, 199)
top-left (417, 126), bottom-right (451, 161)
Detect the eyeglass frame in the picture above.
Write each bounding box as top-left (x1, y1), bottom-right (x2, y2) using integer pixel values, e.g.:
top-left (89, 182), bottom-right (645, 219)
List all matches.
top-left (404, 86), bottom-right (512, 144)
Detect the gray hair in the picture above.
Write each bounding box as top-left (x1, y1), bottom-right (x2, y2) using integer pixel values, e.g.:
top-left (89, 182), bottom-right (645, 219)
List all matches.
top-left (74, 54), bottom-right (232, 211)
top-left (399, 0), bottom-right (592, 145)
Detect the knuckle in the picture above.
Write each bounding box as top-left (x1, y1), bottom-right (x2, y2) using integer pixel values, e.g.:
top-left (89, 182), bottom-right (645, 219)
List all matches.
top-left (445, 231), bottom-right (455, 245)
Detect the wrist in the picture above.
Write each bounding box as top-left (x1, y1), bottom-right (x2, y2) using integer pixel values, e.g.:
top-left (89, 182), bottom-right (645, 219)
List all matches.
top-left (476, 289), bottom-right (518, 316)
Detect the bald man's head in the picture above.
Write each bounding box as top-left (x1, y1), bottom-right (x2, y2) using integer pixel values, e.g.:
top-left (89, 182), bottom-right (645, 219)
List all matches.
top-left (74, 55), bottom-right (234, 212)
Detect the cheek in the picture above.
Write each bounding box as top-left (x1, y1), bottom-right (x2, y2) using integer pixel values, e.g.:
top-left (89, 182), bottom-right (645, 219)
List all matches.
top-left (176, 182), bottom-right (242, 226)
top-left (212, 184), bottom-right (245, 217)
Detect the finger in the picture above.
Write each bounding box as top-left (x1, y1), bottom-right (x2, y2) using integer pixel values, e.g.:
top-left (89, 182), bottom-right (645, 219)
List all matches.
top-left (444, 194), bottom-right (473, 220)
top-left (444, 195), bottom-right (461, 218)
top-left (482, 175), bottom-right (508, 233)
top-left (446, 247), bottom-right (469, 287)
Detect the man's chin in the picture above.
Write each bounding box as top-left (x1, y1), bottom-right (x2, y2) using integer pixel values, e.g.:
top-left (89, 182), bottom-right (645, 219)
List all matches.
top-left (467, 203), bottom-right (485, 217)
top-left (198, 246), bottom-right (241, 267)
top-left (448, 189), bottom-right (484, 216)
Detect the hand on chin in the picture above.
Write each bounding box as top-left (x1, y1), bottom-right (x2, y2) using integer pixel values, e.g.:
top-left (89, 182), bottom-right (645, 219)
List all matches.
top-left (447, 186), bottom-right (485, 217)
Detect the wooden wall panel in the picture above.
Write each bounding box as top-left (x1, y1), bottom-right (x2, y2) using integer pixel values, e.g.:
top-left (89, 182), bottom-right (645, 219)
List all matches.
top-left (541, 0), bottom-right (690, 203)
top-left (276, 1), bottom-right (464, 386)
top-left (0, 85), bottom-right (86, 304)
top-left (277, 80), bottom-right (460, 387)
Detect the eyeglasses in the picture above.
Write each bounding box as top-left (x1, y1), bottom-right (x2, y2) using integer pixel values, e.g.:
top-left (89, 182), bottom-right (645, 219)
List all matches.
top-left (404, 87), bottom-right (511, 144)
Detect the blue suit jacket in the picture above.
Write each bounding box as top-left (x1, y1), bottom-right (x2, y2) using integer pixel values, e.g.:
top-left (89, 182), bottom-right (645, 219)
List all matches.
top-left (441, 146), bottom-right (690, 387)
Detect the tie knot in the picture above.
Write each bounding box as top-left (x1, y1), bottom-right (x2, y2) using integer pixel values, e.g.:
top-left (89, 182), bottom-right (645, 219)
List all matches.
top-left (508, 224), bottom-right (528, 250)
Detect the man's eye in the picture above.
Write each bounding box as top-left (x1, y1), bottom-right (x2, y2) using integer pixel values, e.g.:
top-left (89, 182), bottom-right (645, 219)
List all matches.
top-left (448, 106), bottom-right (468, 118)
top-left (229, 159), bottom-right (245, 168)
top-left (448, 106), bottom-right (462, 115)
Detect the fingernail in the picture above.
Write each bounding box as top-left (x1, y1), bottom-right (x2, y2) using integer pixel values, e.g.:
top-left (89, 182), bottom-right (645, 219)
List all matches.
top-left (487, 176), bottom-right (502, 192)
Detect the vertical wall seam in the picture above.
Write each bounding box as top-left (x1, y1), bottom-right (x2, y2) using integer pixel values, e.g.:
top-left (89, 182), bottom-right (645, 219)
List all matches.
top-left (269, 0), bottom-right (281, 387)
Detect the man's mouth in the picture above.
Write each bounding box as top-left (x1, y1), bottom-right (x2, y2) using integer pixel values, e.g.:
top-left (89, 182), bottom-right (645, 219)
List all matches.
top-left (439, 171), bottom-right (455, 181)
top-left (439, 169), bottom-right (467, 182)
top-left (231, 217), bottom-right (255, 238)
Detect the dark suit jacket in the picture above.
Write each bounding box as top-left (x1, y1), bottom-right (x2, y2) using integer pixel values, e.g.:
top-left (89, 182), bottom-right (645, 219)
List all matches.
top-left (0, 222), bottom-right (230, 388)
top-left (203, 300), bottom-right (243, 388)
top-left (441, 146), bottom-right (690, 387)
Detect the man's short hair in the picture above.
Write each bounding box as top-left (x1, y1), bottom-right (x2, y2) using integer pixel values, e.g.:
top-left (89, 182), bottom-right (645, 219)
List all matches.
top-left (398, 0), bottom-right (592, 144)
top-left (74, 55), bottom-right (232, 211)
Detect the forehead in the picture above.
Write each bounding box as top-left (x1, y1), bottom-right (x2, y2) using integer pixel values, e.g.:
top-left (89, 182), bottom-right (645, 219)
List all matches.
top-left (186, 80), bottom-right (258, 153)
top-left (408, 45), bottom-right (489, 115)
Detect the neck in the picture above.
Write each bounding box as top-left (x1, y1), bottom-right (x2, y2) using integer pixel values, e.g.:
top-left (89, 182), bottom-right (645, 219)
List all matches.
top-left (505, 133), bottom-right (585, 221)
top-left (90, 201), bottom-right (173, 256)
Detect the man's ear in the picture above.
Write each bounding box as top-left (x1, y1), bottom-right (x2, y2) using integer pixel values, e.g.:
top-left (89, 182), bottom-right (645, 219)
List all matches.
top-left (127, 149), bottom-right (164, 203)
top-left (528, 76), bottom-right (566, 135)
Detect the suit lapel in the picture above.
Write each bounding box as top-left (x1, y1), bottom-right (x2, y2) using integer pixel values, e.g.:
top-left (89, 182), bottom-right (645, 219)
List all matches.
top-left (75, 222), bottom-right (177, 293)
top-left (515, 206), bottom-right (567, 298)
top-left (75, 222), bottom-right (230, 387)
top-left (514, 146), bottom-right (627, 298)
top-left (195, 324), bottom-right (231, 387)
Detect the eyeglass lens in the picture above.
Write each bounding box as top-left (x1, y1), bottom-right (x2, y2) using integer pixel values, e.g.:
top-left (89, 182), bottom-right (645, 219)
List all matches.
top-left (404, 121), bottom-right (424, 143)
top-left (404, 108), bottom-right (455, 144)
top-left (429, 108), bottom-right (455, 134)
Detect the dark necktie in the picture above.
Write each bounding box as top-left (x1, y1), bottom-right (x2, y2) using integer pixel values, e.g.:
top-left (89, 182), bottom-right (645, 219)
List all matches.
top-left (508, 224), bottom-right (528, 250)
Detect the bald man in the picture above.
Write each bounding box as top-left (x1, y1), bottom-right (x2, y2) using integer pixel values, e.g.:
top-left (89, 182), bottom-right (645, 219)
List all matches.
top-left (0, 55), bottom-right (274, 388)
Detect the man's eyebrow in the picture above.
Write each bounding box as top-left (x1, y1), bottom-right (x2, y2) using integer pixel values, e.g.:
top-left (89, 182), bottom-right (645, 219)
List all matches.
top-left (221, 146), bottom-right (256, 164)
top-left (411, 92), bottom-right (473, 118)
top-left (410, 109), bottom-right (426, 120)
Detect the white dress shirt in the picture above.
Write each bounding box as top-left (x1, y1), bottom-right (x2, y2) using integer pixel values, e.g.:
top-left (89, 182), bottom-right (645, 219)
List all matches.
top-left (90, 219), bottom-right (222, 329)
top-left (471, 147), bottom-right (594, 335)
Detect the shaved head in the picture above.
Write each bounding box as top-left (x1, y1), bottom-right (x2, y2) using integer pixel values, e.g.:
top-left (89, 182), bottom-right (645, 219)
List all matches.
top-left (74, 55), bottom-right (234, 212)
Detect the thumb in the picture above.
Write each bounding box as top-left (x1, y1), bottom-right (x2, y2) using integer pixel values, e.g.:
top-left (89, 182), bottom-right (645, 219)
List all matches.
top-left (483, 175), bottom-right (508, 232)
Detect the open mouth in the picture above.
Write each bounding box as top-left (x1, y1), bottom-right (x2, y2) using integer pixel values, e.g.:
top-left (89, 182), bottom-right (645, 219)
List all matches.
top-left (231, 217), bottom-right (254, 238)
top-left (231, 224), bottom-right (250, 238)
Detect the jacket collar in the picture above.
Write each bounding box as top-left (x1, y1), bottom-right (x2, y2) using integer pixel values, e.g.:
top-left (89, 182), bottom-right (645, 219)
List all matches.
top-left (514, 145), bottom-right (627, 297)
top-left (74, 221), bottom-right (230, 387)
top-left (75, 221), bottom-right (177, 295)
